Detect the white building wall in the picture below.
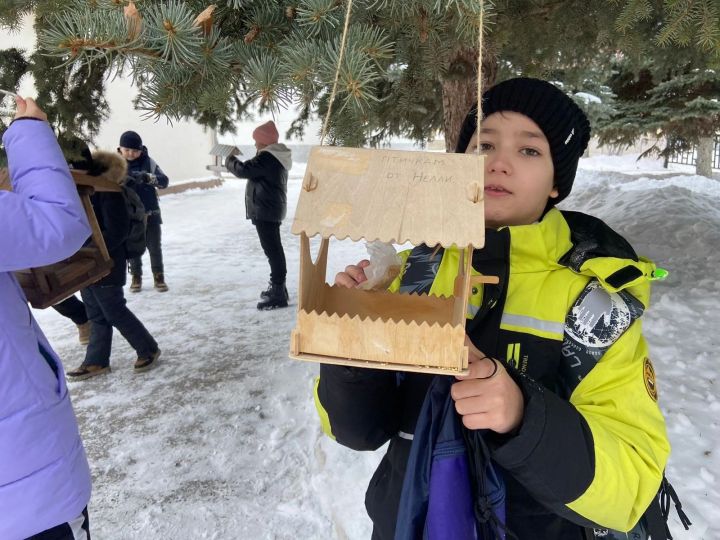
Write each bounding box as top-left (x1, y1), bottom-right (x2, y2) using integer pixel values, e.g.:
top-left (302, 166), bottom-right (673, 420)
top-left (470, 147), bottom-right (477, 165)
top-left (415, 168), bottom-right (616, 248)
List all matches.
top-left (1, 15), bottom-right (318, 181)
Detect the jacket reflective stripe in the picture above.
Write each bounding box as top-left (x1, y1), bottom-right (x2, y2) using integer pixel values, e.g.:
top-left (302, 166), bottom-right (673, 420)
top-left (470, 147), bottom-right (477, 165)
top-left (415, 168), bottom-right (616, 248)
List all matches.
top-left (314, 377), bottom-right (335, 440)
top-left (501, 313), bottom-right (565, 338)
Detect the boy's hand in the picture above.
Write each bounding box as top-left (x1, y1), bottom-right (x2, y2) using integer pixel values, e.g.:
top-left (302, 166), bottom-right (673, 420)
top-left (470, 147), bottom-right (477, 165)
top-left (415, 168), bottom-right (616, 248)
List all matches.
top-left (14, 97), bottom-right (47, 121)
top-left (451, 336), bottom-right (524, 434)
top-left (334, 259), bottom-right (370, 288)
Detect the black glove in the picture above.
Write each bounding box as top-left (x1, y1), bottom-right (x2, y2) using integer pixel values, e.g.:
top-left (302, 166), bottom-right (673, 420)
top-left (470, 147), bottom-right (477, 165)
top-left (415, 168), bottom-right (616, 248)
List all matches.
top-left (129, 171), bottom-right (157, 185)
top-left (225, 155), bottom-right (237, 170)
top-left (143, 172), bottom-right (158, 185)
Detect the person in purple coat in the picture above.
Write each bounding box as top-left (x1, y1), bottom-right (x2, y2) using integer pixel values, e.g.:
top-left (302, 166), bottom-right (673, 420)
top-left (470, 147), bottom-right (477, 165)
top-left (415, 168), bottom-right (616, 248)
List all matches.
top-left (0, 96), bottom-right (93, 539)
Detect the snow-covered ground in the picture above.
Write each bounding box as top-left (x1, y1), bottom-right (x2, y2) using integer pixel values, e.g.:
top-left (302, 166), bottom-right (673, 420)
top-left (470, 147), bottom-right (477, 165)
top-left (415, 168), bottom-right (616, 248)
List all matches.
top-left (33, 154), bottom-right (719, 539)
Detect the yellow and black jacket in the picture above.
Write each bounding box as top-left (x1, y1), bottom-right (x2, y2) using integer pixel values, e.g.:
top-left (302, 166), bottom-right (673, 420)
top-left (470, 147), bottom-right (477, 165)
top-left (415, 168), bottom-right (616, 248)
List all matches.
top-left (315, 208), bottom-right (670, 540)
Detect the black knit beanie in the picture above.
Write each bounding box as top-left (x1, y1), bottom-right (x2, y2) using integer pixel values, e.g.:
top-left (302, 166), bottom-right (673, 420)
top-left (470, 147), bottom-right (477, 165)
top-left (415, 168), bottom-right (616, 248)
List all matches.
top-left (455, 77), bottom-right (591, 204)
top-left (119, 130), bottom-right (143, 150)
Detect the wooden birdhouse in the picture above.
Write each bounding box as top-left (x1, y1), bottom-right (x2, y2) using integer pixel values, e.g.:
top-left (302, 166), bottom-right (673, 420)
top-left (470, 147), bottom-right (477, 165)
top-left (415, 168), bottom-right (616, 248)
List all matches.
top-left (6, 170), bottom-right (120, 309)
top-left (289, 147), bottom-right (495, 375)
top-left (207, 142), bottom-right (242, 175)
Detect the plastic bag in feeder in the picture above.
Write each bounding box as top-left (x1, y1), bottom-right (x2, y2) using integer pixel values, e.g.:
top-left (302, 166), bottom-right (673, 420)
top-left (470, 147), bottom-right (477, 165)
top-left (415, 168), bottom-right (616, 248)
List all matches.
top-left (357, 241), bottom-right (402, 291)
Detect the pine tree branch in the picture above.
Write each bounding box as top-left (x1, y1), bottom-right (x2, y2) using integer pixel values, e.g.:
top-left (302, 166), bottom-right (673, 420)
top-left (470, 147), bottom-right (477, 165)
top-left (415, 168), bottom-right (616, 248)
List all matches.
top-left (5, 0), bottom-right (716, 148)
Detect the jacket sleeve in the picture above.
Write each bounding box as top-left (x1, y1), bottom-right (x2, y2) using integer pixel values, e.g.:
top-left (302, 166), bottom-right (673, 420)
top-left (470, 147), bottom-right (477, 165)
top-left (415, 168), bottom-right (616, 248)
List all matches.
top-left (489, 321), bottom-right (669, 532)
top-left (225, 154), bottom-right (271, 181)
top-left (315, 365), bottom-right (402, 451)
top-left (0, 119), bottom-right (91, 272)
top-left (150, 159), bottom-right (169, 188)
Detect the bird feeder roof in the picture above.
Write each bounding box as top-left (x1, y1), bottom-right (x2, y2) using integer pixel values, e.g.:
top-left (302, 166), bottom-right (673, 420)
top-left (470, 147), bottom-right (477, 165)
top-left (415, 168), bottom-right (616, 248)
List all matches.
top-left (292, 146), bottom-right (485, 248)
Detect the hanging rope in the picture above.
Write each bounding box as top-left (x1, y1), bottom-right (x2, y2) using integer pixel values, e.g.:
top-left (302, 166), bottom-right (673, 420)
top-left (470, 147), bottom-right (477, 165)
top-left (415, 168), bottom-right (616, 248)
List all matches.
top-left (464, 1), bottom-right (486, 262)
top-left (476, 1), bottom-right (484, 155)
top-left (320, 0), bottom-right (355, 146)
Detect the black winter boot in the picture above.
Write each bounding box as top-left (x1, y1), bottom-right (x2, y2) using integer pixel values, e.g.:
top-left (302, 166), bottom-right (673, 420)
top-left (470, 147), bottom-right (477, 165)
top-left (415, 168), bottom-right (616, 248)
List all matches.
top-left (257, 283), bottom-right (289, 310)
top-left (260, 281), bottom-right (273, 299)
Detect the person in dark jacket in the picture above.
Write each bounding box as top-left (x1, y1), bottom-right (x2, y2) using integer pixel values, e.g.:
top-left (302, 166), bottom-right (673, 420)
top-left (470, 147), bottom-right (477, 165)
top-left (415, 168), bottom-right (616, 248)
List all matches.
top-left (225, 120), bottom-right (293, 310)
top-left (316, 78), bottom-right (671, 540)
top-left (66, 149), bottom-right (161, 380)
top-left (118, 130), bottom-right (170, 293)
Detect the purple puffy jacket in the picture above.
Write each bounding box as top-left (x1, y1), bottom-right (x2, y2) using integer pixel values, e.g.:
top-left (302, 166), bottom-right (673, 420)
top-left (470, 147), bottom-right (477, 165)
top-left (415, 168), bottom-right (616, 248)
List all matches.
top-left (0, 119), bottom-right (92, 539)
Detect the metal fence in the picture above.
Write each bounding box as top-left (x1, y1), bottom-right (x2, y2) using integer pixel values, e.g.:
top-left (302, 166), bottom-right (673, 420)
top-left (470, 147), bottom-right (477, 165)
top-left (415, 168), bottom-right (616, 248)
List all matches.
top-left (668, 135), bottom-right (720, 169)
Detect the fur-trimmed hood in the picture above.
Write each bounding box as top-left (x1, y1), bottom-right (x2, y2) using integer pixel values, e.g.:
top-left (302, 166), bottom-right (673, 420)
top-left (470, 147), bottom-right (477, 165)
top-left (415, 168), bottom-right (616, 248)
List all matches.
top-left (90, 150), bottom-right (128, 185)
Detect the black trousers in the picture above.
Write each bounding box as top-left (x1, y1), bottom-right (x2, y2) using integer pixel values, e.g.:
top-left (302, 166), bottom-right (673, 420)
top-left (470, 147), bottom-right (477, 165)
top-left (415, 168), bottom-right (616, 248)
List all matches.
top-left (52, 295), bottom-right (88, 325)
top-left (129, 220), bottom-right (163, 275)
top-left (81, 284), bottom-right (158, 367)
top-left (26, 507), bottom-right (90, 540)
top-left (254, 220), bottom-right (286, 285)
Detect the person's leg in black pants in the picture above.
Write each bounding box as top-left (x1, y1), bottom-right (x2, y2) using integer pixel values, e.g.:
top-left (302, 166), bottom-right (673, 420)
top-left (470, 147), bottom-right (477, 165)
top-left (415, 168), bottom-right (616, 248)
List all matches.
top-left (254, 220), bottom-right (286, 284)
top-left (52, 295), bottom-right (88, 325)
top-left (254, 220), bottom-right (288, 309)
top-left (89, 284), bottom-right (158, 358)
top-left (128, 254), bottom-right (143, 292)
top-left (146, 221), bottom-right (168, 291)
top-left (68, 285), bottom-right (159, 378)
top-left (52, 295), bottom-right (91, 344)
top-left (147, 221), bottom-right (164, 275)
top-left (128, 255), bottom-right (142, 277)
top-left (77, 286), bottom-right (113, 370)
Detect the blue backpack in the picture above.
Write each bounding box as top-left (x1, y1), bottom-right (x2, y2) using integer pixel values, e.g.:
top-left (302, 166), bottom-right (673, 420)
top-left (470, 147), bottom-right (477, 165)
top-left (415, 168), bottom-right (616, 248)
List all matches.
top-left (395, 375), bottom-right (507, 540)
top-left (393, 244), bottom-right (507, 540)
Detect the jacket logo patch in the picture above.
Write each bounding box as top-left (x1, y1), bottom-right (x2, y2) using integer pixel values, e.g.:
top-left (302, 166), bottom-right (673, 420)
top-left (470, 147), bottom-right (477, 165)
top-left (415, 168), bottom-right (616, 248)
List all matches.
top-left (559, 280), bottom-right (645, 397)
top-left (644, 358), bottom-right (658, 401)
top-left (566, 281), bottom-right (634, 348)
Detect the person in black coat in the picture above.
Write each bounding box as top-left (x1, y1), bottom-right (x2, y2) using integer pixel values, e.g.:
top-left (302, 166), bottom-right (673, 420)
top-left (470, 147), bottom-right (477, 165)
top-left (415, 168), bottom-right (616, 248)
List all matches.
top-left (118, 130), bottom-right (170, 293)
top-left (66, 149), bottom-right (161, 380)
top-left (225, 120), bottom-right (293, 310)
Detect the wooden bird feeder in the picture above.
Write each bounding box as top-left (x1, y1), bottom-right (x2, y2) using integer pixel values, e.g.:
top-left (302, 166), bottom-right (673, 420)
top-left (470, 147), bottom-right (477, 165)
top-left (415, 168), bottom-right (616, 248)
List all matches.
top-left (207, 143), bottom-right (242, 175)
top-left (289, 147), bottom-right (496, 375)
top-left (2, 169), bottom-right (121, 309)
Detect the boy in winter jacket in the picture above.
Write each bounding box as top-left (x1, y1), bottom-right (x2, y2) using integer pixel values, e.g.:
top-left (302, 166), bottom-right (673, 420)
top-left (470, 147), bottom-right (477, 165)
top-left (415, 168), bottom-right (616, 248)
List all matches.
top-left (0, 97), bottom-right (93, 539)
top-left (66, 147), bottom-right (161, 380)
top-left (225, 120), bottom-right (293, 310)
top-left (317, 78), bottom-right (671, 539)
top-left (118, 130), bottom-right (170, 292)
